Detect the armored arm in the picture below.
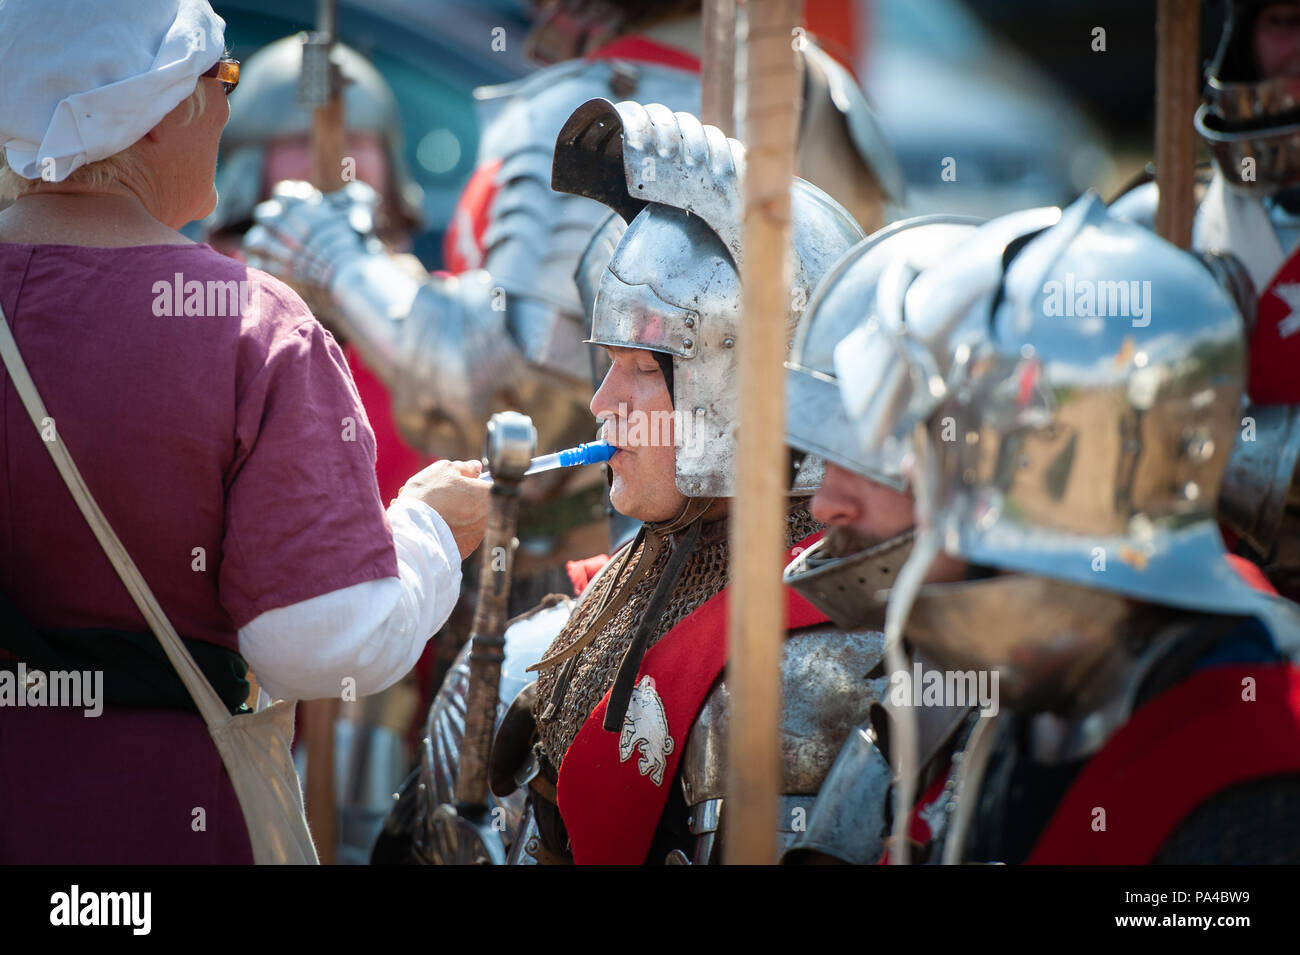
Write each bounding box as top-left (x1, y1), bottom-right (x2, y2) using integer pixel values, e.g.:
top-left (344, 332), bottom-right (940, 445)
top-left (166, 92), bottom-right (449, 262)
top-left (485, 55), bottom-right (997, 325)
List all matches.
top-left (244, 178), bottom-right (600, 461)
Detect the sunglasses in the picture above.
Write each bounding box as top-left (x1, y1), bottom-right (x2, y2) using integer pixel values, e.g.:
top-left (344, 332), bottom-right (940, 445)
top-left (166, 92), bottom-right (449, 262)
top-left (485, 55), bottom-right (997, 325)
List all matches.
top-left (201, 55), bottom-right (240, 95)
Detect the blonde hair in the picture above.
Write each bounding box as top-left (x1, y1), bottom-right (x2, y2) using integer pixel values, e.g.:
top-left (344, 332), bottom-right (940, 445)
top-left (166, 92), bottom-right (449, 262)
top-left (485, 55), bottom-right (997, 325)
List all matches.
top-left (0, 81), bottom-right (207, 200)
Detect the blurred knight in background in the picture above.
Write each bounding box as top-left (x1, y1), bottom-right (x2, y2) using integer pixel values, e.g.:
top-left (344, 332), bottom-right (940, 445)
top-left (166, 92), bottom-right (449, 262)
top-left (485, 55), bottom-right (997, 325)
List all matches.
top-left (1112, 0), bottom-right (1300, 600)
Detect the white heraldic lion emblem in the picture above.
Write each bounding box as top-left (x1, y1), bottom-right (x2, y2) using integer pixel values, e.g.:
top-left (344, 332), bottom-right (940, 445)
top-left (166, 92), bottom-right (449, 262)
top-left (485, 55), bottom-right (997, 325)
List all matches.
top-left (618, 675), bottom-right (675, 786)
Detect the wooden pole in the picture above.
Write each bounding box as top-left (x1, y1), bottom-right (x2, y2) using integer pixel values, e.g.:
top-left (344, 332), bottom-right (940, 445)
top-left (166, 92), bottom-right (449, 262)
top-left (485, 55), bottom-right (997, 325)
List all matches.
top-left (701, 0), bottom-right (737, 135)
top-left (725, 0), bottom-right (803, 866)
top-left (300, 0), bottom-right (346, 865)
top-left (1154, 0), bottom-right (1198, 249)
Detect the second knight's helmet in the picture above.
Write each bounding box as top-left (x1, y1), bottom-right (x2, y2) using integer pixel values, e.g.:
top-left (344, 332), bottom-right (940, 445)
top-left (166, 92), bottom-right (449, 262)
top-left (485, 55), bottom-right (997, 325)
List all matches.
top-left (780, 215), bottom-right (983, 629)
top-left (1196, 0), bottom-right (1300, 194)
top-left (552, 98), bottom-right (865, 498)
top-left (835, 193), bottom-right (1300, 696)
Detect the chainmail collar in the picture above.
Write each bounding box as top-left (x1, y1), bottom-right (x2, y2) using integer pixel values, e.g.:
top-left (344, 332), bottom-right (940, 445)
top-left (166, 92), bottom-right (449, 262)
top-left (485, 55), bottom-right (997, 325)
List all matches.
top-left (532, 497), bottom-right (821, 767)
top-left (528, 496), bottom-right (715, 675)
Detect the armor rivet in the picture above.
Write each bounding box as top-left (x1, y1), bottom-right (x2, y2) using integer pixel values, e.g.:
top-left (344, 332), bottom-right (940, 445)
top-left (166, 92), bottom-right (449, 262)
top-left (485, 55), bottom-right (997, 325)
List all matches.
top-left (683, 338), bottom-right (694, 350)
top-left (723, 337), bottom-right (735, 348)
top-left (684, 316), bottom-right (695, 328)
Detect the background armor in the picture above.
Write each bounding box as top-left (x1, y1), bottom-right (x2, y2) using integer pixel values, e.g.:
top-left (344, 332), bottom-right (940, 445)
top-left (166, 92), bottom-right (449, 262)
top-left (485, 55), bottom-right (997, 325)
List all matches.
top-left (551, 97), bottom-right (866, 497)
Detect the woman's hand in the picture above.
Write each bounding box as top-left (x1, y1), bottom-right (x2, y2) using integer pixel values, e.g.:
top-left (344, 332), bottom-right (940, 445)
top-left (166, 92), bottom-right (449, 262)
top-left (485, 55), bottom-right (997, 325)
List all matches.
top-left (397, 460), bottom-right (489, 560)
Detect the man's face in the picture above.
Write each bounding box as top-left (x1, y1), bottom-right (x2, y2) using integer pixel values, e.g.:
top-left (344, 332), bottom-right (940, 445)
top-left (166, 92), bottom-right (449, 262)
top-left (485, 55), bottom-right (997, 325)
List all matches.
top-left (1254, 2), bottom-right (1300, 79)
top-left (809, 461), bottom-right (967, 584)
top-left (263, 132), bottom-right (391, 199)
top-left (810, 461), bottom-right (915, 547)
top-left (209, 132), bottom-right (396, 258)
top-left (591, 345), bottom-right (688, 523)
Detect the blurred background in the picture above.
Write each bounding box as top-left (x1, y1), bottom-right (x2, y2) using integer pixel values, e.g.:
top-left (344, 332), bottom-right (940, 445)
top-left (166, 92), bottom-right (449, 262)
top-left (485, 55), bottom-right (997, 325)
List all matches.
top-left (207, 0), bottom-right (1221, 269)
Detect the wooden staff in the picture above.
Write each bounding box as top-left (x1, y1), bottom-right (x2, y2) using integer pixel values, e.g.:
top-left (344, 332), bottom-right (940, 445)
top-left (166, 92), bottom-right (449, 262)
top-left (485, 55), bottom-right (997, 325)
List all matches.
top-left (455, 413), bottom-right (536, 808)
top-left (725, 0), bottom-right (803, 866)
top-left (1155, 0), bottom-right (1199, 249)
top-left (299, 0), bottom-right (346, 864)
top-left (702, 0), bottom-right (737, 135)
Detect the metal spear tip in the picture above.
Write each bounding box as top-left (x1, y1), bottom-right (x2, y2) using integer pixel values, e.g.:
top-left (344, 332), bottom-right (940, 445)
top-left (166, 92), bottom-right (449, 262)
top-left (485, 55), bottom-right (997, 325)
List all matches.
top-left (483, 411), bottom-right (537, 484)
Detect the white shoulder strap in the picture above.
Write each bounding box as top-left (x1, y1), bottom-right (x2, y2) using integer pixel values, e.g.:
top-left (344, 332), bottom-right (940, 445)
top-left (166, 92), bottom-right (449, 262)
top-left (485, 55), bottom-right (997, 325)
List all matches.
top-left (0, 305), bottom-right (230, 728)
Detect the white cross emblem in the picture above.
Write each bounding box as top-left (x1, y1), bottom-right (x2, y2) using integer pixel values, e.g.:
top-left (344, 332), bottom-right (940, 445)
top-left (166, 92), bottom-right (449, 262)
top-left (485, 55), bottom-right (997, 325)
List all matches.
top-left (1271, 282), bottom-right (1300, 338)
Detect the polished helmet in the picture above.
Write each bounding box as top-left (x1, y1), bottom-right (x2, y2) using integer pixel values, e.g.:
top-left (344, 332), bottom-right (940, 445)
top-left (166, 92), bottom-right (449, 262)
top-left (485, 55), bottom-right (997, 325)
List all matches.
top-left (835, 192), bottom-right (1300, 697)
top-left (781, 215), bottom-right (981, 629)
top-left (552, 98), bottom-right (865, 497)
top-left (204, 35), bottom-right (424, 237)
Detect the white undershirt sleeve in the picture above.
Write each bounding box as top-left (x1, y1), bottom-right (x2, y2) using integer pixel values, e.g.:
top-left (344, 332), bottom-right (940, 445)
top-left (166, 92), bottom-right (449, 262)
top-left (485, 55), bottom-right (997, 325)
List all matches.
top-left (237, 497), bottom-right (462, 702)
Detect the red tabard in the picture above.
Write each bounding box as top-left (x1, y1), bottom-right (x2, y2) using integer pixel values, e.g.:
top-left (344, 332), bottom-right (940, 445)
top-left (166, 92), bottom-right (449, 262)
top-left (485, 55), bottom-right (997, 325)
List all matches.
top-left (556, 533), bottom-right (827, 865)
top-left (1249, 243), bottom-right (1300, 404)
top-left (1026, 663), bottom-right (1300, 864)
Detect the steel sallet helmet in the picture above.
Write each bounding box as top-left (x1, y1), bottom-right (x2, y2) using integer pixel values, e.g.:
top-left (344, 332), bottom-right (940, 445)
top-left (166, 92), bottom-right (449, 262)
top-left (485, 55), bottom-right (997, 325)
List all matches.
top-left (552, 98), bottom-right (865, 498)
top-left (780, 215), bottom-right (983, 630)
top-left (785, 215), bottom-right (986, 490)
top-left (204, 35), bottom-right (424, 237)
top-left (1196, 0), bottom-right (1300, 194)
top-left (836, 193), bottom-right (1300, 683)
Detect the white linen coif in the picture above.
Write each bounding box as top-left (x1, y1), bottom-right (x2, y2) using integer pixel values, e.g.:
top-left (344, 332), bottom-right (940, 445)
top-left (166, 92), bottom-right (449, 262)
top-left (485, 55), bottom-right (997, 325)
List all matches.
top-left (0, 0), bottom-right (225, 182)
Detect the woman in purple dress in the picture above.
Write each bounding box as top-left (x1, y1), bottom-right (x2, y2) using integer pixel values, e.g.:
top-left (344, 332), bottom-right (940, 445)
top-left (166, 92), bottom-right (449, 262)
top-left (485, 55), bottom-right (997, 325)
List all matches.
top-left (0, 0), bottom-right (486, 862)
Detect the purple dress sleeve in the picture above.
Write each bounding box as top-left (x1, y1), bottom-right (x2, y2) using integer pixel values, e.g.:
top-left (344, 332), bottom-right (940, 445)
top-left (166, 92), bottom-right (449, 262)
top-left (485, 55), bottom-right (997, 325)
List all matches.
top-left (219, 275), bottom-right (399, 628)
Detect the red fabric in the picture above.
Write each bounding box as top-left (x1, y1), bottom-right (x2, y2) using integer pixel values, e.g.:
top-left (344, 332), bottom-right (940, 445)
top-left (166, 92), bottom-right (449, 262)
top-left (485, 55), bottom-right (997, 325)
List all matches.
top-left (566, 554), bottom-right (611, 597)
top-left (1226, 553), bottom-right (1278, 595)
top-left (442, 158), bottom-right (503, 274)
top-left (1025, 663), bottom-right (1300, 864)
top-left (585, 35), bottom-right (701, 73)
top-left (876, 764), bottom-right (953, 865)
top-left (344, 344), bottom-right (433, 504)
top-left (1248, 246), bottom-right (1300, 404)
top-left (557, 532), bottom-right (827, 865)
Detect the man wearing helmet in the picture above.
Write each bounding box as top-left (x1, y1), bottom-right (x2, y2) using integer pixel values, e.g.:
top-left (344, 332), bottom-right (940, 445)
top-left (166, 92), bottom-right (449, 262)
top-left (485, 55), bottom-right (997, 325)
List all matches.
top-left (1113, 1), bottom-right (1300, 599)
top-left (778, 215), bottom-right (995, 864)
top-left (477, 97), bottom-right (889, 865)
top-left (829, 193), bottom-right (1300, 863)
